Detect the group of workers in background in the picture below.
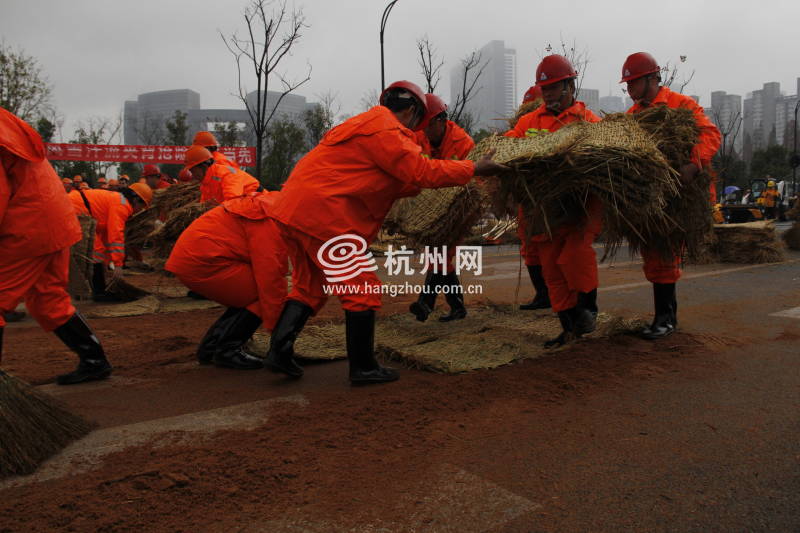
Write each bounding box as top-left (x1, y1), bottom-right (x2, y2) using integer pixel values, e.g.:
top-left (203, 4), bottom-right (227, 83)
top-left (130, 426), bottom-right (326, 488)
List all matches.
top-left (1, 50), bottom-right (721, 390)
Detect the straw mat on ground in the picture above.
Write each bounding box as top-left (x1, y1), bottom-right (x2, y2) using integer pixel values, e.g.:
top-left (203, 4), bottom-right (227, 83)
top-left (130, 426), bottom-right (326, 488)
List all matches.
top-left (246, 306), bottom-right (646, 372)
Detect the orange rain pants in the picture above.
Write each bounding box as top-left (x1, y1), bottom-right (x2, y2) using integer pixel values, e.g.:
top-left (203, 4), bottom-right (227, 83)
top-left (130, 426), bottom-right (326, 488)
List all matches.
top-left (165, 206), bottom-right (288, 330)
top-left (536, 198), bottom-right (603, 312)
top-left (275, 220), bottom-right (383, 313)
top-left (0, 248), bottom-right (75, 330)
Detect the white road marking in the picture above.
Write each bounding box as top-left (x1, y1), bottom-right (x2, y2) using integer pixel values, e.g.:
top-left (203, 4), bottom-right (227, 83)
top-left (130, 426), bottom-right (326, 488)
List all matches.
top-left (0, 395), bottom-right (308, 490)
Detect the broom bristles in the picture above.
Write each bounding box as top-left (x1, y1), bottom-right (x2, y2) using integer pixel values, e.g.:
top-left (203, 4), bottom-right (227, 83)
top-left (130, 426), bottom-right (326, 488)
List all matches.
top-left (0, 370), bottom-right (93, 478)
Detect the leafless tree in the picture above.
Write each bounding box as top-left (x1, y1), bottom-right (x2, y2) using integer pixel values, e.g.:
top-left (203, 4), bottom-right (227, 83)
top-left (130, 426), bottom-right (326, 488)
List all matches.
top-left (712, 107), bottom-right (743, 193)
top-left (449, 50), bottom-right (489, 134)
top-left (359, 89), bottom-right (380, 112)
top-left (303, 90), bottom-right (341, 146)
top-left (221, 0), bottom-right (311, 181)
top-left (662, 55), bottom-right (695, 94)
top-left (542, 37), bottom-right (590, 93)
top-left (71, 114), bottom-right (123, 178)
top-left (416, 36), bottom-right (444, 93)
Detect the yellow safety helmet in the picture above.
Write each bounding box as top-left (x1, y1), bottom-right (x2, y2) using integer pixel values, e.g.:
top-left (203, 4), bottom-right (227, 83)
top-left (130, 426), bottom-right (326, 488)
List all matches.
top-left (767, 180), bottom-right (776, 187)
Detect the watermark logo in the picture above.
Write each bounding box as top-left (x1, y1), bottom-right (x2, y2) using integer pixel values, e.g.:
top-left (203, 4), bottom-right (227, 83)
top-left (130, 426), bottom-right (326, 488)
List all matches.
top-left (317, 234), bottom-right (379, 283)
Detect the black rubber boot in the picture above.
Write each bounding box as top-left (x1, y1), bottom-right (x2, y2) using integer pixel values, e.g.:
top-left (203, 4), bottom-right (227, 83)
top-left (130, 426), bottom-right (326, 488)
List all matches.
top-left (197, 307), bottom-right (241, 365)
top-left (91, 263), bottom-right (121, 302)
top-left (53, 312), bottom-right (112, 385)
top-left (265, 300), bottom-right (312, 378)
top-left (575, 289), bottom-right (598, 335)
top-left (519, 265), bottom-right (551, 310)
top-left (544, 310), bottom-right (574, 348)
top-left (439, 273), bottom-right (467, 322)
top-left (409, 272), bottom-right (440, 322)
top-left (641, 283), bottom-right (677, 340)
top-left (578, 289), bottom-right (598, 317)
top-left (346, 310), bottom-right (398, 385)
top-left (210, 308), bottom-right (265, 370)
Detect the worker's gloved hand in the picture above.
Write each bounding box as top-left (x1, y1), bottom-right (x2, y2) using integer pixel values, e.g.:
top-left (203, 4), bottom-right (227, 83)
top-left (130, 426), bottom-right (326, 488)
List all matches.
top-left (474, 149), bottom-right (510, 177)
top-left (678, 163), bottom-right (699, 185)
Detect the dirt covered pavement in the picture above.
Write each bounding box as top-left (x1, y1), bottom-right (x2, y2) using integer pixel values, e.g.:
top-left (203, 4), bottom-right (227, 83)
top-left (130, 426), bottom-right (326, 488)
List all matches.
top-left (2, 248), bottom-right (799, 532)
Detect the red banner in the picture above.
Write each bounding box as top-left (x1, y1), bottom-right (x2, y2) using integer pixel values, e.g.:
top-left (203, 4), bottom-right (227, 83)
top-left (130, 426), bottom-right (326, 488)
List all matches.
top-left (45, 143), bottom-right (257, 166)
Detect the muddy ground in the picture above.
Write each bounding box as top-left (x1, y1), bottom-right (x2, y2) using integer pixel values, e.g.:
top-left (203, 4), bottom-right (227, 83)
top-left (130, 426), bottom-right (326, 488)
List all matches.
top-left (1, 247), bottom-right (799, 532)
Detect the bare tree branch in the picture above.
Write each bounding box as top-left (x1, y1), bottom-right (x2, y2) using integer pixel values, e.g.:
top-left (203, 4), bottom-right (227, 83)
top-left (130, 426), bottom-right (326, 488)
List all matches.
top-left (449, 50), bottom-right (489, 134)
top-left (221, 0), bottom-right (311, 179)
top-left (416, 36), bottom-right (444, 93)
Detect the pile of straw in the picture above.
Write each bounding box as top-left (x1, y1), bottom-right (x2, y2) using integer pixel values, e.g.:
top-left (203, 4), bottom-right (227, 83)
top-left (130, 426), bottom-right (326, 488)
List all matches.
top-left (782, 220), bottom-right (800, 250)
top-left (150, 202), bottom-right (215, 258)
top-left (383, 182), bottom-right (487, 248)
top-left (473, 114), bottom-right (682, 256)
top-left (125, 183), bottom-right (201, 248)
top-left (713, 221), bottom-right (786, 263)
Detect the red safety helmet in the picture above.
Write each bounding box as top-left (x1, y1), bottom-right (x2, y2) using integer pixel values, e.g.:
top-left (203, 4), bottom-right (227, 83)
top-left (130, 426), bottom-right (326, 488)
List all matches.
top-left (522, 85), bottom-right (543, 103)
top-left (535, 55), bottom-right (578, 87)
top-left (178, 168), bottom-right (194, 182)
top-left (419, 93), bottom-right (448, 130)
top-left (142, 164), bottom-right (161, 177)
top-left (620, 52), bottom-right (660, 83)
top-left (379, 80), bottom-right (428, 131)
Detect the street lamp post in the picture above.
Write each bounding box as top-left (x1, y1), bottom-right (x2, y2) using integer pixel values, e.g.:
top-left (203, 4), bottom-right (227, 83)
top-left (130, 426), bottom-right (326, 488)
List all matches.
top-left (793, 99), bottom-right (800, 206)
top-left (380, 0), bottom-right (400, 91)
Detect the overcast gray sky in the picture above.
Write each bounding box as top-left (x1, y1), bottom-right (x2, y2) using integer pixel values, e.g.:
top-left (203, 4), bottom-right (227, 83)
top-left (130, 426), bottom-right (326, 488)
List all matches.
top-left (2, 0), bottom-right (799, 141)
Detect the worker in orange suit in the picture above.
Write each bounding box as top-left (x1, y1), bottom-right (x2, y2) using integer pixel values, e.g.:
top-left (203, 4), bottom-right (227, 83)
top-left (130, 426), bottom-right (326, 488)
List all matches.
top-left (142, 164), bottom-right (171, 190)
top-left (505, 55), bottom-right (602, 347)
top-left (192, 131), bottom-right (240, 169)
top-left (166, 193), bottom-right (288, 370)
top-left (622, 52), bottom-right (721, 339)
top-left (505, 85), bottom-right (551, 312)
top-left (259, 80), bottom-right (507, 384)
top-left (62, 177), bottom-right (74, 193)
top-left (183, 145), bottom-right (261, 204)
top-left (409, 93), bottom-right (475, 323)
top-left (0, 106), bottom-right (113, 385)
top-left (69, 183), bottom-right (152, 301)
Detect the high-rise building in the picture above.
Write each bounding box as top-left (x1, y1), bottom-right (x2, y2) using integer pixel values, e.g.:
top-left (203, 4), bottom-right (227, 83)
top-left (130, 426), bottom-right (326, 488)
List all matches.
top-left (743, 81), bottom-right (781, 150)
top-left (709, 91), bottom-right (743, 156)
top-left (123, 89), bottom-right (316, 146)
top-left (775, 94), bottom-right (798, 147)
top-left (450, 40), bottom-right (517, 132)
top-left (577, 88), bottom-right (599, 113)
top-left (598, 95), bottom-right (626, 114)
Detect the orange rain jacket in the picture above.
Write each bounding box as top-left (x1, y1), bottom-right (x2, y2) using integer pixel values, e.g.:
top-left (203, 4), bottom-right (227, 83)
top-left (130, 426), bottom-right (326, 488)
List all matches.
top-left (415, 120), bottom-right (475, 160)
top-left (0, 109), bottom-right (81, 259)
top-left (268, 106), bottom-right (474, 245)
top-left (212, 150), bottom-right (241, 169)
top-left (0, 107), bottom-right (80, 330)
top-left (505, 100), bottom-right (599, 139)
top-left (69, 189), bottom-right (133, 265)
top-left (200, 162), bottom-right (261, 204)
top-left (627, 87), bottom-right (721, 284)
